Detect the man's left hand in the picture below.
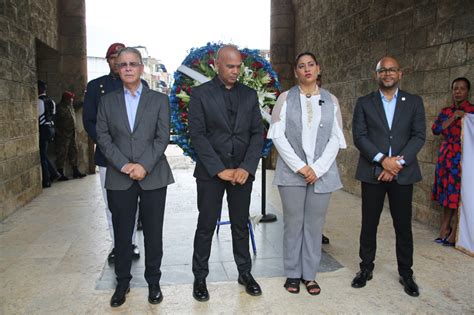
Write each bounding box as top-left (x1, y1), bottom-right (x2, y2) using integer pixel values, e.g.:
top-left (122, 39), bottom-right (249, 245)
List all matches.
top-left (378, 169), bottom-right (394, 182)
top-left (129, 163), bottom-right (147, 181)
top-left (233, 168), bottom-right (249, 185)
top-left (381, 156), bottom-right (403, 175)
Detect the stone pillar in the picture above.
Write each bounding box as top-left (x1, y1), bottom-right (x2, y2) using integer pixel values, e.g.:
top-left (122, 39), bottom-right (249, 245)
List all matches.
top-left (270, 0), bottom-right (295, 91)
top-left (269, 0), bottom-right (295, 168)
top-left (58, 0), bottom-right (91, 174)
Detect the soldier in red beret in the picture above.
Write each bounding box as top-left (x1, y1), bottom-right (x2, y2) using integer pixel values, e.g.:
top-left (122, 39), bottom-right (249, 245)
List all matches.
top-left (54, 91), bottom-right (86, 180)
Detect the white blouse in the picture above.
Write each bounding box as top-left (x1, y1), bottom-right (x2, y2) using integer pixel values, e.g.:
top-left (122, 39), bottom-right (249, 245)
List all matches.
top-left (268, 90), bottom-right (347, 178)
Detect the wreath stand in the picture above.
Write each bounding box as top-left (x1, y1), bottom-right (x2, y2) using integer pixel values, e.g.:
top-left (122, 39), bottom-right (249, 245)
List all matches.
top-left (260, 157), bottom-right (277, 223)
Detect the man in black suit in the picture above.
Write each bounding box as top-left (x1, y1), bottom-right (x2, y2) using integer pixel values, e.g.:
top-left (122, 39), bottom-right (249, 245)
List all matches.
top-left (188, 45), bottom-right (264, 301)
top-left (351, 56), bottom-right (425, 297)
top-left (97, 47), bottom-right (174, 307)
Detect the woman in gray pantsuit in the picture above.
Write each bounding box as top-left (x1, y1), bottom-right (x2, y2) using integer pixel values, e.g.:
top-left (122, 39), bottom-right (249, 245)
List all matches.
top-left (268, 52), bottom-right (346, 295)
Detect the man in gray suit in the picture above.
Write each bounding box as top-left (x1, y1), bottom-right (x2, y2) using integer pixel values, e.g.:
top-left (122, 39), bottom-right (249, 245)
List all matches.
top-left (97, 47), bottom-right (174, 307)
top-left (351, 56), bottom-right (425, 297)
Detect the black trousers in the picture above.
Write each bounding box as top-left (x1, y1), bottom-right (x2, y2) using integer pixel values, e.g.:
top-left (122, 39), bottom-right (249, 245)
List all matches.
top-left (107, 182), bottom-right (167, 285)
top-left (192, 178), bottom-right (253, 279)
top-left (359, 181), bottom-right (414, 277)
top-left (39, 125), bottom-right (56, 184)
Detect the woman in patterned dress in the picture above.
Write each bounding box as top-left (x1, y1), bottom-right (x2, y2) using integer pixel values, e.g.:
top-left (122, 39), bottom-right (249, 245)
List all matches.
top-left (432, 77), bottom-right (474, 246)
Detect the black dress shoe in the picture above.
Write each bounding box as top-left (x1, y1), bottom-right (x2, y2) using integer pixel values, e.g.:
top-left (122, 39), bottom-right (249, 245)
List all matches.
top-left (110, 284), bottom-right (130, 307)
top-left (351, 269), bottom-right (373, 288)
top-left (193, 278), bottom-right (209, 302)
top-left (238, 272), bottom-right (262, 296)
top-left (107, 249), bottom-right (115, 264)
top-left (399, 275), bottom-right (420, 297)
top-left (42, 181), bottom-right (51, 188)
top-left (132, 244), bottom-right (140, 259)
top-left (322, 234), bottom-right (330, 244)
top-left (148, 283), bottom-right (163, 304)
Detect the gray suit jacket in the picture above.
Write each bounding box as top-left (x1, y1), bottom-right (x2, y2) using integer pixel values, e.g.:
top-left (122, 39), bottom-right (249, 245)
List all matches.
top-left (352, 90), bottom-right (426, 185)
top-left (96, 86), bottom-right (174, 190)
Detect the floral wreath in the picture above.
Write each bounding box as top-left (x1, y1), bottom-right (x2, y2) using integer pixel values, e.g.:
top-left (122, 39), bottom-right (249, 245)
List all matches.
top-left (170, 42), bottom-right (281, 160)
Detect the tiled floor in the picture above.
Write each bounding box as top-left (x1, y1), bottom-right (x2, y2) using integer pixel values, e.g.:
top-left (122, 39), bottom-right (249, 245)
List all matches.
top-left (1, 146), bottom-right (473, 314)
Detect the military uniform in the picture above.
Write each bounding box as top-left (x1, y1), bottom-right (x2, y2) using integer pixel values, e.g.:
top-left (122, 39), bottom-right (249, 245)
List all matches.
top-left (55, 97), bottom-right (78, 169)
top-left (83, 72), bottom-right (124, 167)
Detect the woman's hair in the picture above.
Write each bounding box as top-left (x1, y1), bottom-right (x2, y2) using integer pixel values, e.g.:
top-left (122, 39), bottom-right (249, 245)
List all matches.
top-left (294, 52), bottom-right (318, 69)
top-left (451, 77), bottom-right (471, 90)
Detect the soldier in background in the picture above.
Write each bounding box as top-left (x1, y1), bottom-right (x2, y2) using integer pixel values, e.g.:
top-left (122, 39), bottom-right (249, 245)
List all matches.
top-left (37, 80), bottom-right (60, 188)
top-left (54, 91), bottom-right (86, 180)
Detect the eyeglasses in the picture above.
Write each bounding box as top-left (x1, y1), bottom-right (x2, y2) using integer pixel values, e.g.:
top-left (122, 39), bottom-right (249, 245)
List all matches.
top-left (376, 67), bottom-right (400, 75)
top-left (116, 62), bottom-right (142, 69)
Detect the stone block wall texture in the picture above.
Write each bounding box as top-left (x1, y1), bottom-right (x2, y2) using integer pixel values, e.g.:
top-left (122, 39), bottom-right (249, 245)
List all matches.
top-left (0, 0), bottom-right (87, 220)
top-left (271, 0), bottom-right (474, 226)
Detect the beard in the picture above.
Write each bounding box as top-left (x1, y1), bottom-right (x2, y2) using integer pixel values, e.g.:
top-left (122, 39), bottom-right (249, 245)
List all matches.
top-left (378, 78), bottom-right (398, 89)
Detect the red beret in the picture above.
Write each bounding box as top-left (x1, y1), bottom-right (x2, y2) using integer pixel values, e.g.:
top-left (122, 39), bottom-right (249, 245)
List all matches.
top-left (62, 91), bottom-right (75, 100)
top-left (106, 43), bottom-right (125, 58)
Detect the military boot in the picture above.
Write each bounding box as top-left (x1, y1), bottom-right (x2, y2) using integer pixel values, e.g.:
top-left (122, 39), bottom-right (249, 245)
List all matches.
top-left (57, 168), bottom-right (69, 181)
top-left (72, 166), bottom-right (86, 179)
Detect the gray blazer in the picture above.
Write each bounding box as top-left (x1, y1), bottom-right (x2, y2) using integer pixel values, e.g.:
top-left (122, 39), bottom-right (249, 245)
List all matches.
top-left (96, 85), bottom-right (174, 190)
top-left (352, 90), bottom-right (426, 185)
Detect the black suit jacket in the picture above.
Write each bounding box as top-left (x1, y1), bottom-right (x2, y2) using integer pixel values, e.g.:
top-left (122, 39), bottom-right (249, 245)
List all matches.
top-left (188, 78), bottom-right (264, 180)
top-left (352, 89), bottom-right (426, 185)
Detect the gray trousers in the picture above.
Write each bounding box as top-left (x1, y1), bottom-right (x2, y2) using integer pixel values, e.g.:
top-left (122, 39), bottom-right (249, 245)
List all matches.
top-left (279, 185), bottom-right (331, 281)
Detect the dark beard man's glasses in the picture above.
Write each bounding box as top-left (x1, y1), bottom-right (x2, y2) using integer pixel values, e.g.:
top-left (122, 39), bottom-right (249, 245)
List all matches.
top-left (376, 67), bottom-right (400, 75)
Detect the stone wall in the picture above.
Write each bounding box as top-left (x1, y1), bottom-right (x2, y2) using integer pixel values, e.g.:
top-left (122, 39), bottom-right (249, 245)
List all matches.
top-left (271, 0), bottom-right (474, 226)
top-left (0, 0), bottom-right (87, 220)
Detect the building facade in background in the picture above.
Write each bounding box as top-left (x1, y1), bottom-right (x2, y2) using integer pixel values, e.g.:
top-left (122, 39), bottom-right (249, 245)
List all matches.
top-left (87, 46), bottom-right (172, 95)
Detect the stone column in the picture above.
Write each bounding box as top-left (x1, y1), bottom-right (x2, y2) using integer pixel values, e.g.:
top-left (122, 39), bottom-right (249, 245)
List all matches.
top-left (270, 0), bottom-right (295, 91)
top-left (269, 0), bottom-right (295, 168)
top-left (58, 0), bottom-right (92, 174)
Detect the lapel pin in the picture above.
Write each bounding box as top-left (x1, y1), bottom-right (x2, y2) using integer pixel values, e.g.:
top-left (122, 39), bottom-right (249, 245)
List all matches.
top-left (401, 97), bottom-right (406, 101)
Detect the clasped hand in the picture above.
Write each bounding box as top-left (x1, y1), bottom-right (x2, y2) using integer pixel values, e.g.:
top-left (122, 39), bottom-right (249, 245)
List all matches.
top-left (218, 168), bottom-right (249, 185)
top-left (122, 163), bottom-right (147, 181)
top-left (297, 165), bottom-right (318, 185)
top-left (378, 156), bottom-right (404, 182)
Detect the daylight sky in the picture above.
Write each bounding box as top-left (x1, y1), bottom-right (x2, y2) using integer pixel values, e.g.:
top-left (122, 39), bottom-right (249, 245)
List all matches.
top-left (86, 0), bottom-right (270, 74)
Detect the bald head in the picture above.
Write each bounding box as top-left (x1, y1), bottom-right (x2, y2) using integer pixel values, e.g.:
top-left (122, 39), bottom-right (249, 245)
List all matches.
top-left (376, 56), bottom-right (400, 71)
top-left (375, 56), bottom-right (402, 91)
top-left (217, 45), bottom-right (240, 61)
top-left (216, 44), bottom-right (242, 89)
